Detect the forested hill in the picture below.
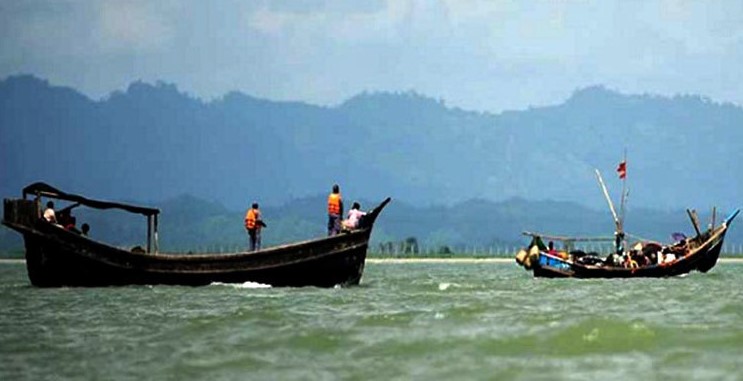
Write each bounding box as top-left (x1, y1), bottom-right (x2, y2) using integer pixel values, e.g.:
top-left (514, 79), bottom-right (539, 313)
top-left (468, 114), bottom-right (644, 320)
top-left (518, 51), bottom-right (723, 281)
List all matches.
top-left (1, 74), bottom-right (742, 212)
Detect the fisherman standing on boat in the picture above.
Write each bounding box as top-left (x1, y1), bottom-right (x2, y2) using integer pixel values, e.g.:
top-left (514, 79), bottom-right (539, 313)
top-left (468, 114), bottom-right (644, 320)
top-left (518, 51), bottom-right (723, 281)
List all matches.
top-left (245, 202), bottom-right (266, 251)
top-left (614, 231), bottom-right (625, 255)
top-left (327, 184), bottom-right (344, 236)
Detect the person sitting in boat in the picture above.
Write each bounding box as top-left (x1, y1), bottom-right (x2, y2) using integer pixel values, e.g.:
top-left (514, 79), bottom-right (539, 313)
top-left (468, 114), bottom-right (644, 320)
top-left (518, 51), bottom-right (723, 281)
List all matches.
top-left (604, 252), bottom-right (622, 267)
top-left (660, 243), bottom-right (685, 263)
top-left (245, 202), bottom-right (267, 252)
top-left (64, 215), bottom-right (82, 234)
top-left (642, 242), bottom-right (662, 265)
top-left (342, 202), bottom-right (367, 231)
top-left (627, 249), bottom-right (649, 268)
top-left (81, 223), bottom-right (90, 236)
top-left (43, 201), bottom-right (57, 224)
top-left (55, 203), bottom-right (83, 234)
top-left (57, 209), bottom-right (69, 226)
top-left (547, 241), bottom-right (558, 255)
top-left (546, 241), bottom-right (568, 259)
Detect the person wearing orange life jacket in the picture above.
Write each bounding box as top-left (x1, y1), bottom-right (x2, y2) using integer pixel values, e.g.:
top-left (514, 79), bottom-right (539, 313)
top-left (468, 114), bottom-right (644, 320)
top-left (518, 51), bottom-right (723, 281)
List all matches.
top-left (327, 184), bottom-right (344, 236)
top-left (244, 202), bottom-right (266, 251)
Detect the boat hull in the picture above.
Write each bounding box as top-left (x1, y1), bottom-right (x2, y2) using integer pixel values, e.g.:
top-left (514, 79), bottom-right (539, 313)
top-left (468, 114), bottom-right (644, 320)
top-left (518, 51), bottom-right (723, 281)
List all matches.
top-left (16, 222), bottom-right (370, 287)
top-left (3, 187), bottom-right (390, 288)
top-left (527, 226), bottom-right (730, 279)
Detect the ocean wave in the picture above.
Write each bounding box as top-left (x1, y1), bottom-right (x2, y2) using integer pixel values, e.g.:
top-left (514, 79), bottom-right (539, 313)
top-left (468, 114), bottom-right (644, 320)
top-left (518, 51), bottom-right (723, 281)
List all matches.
top-left (209, 281), bottom-right (271, 289)
top-left (438, 282), bottom-right (454, 291)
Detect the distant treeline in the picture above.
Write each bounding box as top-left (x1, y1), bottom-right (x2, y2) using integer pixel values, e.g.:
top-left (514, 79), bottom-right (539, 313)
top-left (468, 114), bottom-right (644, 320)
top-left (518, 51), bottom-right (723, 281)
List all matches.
top-left (2, 193), bottom-right (742, 257)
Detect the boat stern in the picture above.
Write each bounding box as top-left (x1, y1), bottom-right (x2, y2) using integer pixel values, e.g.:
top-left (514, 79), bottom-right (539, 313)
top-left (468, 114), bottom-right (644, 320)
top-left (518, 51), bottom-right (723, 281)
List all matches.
top-left (3, 198), bottom-right (39, 230)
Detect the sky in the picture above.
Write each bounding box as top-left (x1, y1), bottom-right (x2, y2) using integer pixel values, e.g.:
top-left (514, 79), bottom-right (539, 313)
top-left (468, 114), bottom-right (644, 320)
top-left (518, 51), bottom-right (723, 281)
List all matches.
top-left (2, 0), bottom-right (743, 112)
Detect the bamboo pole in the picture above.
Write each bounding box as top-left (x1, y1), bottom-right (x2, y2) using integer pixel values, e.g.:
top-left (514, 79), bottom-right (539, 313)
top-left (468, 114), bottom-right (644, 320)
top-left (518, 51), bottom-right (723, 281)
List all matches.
top-left (595, 169), bottom-right (620, 232)
top-left (686, 209), bottom-right (702, 236)
top-left (619, 150), bottom-right (627, 228)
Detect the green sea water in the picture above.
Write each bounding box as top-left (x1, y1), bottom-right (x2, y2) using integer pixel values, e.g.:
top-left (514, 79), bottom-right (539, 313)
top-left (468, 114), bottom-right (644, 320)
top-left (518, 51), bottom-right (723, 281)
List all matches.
top-left (1, 261), bottom-right (742, 381)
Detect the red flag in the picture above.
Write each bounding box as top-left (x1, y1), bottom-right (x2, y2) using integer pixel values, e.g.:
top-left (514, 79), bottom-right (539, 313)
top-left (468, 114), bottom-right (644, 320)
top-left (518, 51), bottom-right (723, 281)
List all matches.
top-left (616, 161), bottom-right (627, 179)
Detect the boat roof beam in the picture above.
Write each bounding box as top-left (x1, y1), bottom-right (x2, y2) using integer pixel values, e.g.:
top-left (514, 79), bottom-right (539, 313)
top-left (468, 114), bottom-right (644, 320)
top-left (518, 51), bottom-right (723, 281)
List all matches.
top-left (521, 231), bottom-right (615, 242)
top-left (22, 182), bottom-right (160, 217)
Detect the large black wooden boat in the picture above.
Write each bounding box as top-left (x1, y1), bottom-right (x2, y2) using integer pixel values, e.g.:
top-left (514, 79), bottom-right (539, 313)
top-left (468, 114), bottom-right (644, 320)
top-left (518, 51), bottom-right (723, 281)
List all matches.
top-left (2, 183), bottom-right (391, 287)
top-left (515, 209), bottom-right (739, 278)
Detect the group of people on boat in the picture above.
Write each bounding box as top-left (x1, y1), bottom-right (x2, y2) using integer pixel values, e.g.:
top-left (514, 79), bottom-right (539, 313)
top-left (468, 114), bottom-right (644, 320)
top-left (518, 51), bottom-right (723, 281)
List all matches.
top-left (603, 240), bottom-right (688, 268)
top-left (326, 183), bottom-right (367, 235)
top-left (542, 238), bottom-right (690, 269)
top-left (42, 201), bottom-right (90, 236)
top-left (243, 183), bottom-right (367, 252)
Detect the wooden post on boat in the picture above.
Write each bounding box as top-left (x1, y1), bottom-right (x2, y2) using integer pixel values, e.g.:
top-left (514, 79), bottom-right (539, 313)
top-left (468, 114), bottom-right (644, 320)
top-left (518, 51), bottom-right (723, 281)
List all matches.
top-left (32, 191), bottom-right (42, 219)
top-left (710, 207), bottom-right (717, 229)
top-left (154, 213), bottom-right (159, 254)
top-left (686, 209), bottom-right (702, 236)
top-left (147, 215), bottom-right (152, 253)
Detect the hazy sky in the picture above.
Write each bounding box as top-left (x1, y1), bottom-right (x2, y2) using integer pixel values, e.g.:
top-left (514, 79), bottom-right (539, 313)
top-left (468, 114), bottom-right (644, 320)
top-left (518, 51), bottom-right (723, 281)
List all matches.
top-left (2, 0), bottom-right (742, 112)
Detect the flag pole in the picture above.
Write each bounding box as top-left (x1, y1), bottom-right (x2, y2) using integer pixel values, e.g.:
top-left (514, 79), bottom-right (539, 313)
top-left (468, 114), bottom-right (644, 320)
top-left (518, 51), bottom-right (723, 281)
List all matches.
top-left (618, 149), bottom-right (628, 257)
top-left (619, 149), bottom-right (627, 232)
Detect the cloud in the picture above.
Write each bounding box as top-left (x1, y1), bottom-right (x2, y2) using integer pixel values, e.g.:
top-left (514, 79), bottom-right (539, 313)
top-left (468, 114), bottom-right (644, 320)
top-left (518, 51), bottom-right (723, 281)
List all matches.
top-left (95, 1), bottom-right (176, 53)
top-left (2, 0), bottom-right (743, 111)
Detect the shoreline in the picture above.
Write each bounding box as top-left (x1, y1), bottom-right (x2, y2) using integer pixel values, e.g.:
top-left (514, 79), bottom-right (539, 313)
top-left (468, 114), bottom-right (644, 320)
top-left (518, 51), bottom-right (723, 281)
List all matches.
top-left (369, 257), bottom-right (743, 264)
top-left (2, 258), bottom-right (743, 265)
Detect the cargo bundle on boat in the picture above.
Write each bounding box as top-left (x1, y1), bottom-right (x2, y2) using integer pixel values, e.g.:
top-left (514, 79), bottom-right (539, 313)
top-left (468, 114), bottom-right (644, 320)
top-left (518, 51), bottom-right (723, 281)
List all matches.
top-left (2, 182), bottom-right (391, 287)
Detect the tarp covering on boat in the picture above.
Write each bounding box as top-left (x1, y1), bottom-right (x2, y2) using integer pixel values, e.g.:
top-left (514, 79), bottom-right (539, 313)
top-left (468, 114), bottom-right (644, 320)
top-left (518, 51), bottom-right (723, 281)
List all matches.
top-left (22, 182), bottom-right (159, 216)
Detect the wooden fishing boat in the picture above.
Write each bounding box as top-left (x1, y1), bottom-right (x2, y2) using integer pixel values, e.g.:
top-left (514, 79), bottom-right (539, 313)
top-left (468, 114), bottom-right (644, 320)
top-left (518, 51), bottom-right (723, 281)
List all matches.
top-left (516, 160), bottom-right (739, 278)
top-left (2, 182), bottom-right (391, 287)
top-left (515, 209), bottom-right (739, 278)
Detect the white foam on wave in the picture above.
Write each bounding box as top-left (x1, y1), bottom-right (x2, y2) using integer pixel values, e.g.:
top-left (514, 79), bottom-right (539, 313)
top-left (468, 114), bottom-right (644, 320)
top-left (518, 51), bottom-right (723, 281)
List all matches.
top-left (210, 281), bottom-right (272, 289)
top-left (438, 282), bottom-right (451, 291)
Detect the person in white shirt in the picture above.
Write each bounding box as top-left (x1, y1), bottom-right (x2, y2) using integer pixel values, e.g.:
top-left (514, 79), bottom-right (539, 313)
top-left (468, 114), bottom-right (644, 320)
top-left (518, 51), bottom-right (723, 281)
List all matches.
top-left (43, 201), bottom-right (57, 224)
top-left (343, 202), bottom-right (367, 230)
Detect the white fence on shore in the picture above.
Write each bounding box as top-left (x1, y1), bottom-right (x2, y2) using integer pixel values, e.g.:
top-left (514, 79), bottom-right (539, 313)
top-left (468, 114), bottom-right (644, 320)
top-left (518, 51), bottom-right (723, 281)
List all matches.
top-left (369, 243), bottom-right (743, 256)
top-left (164, 242), bottom-right (743, 256)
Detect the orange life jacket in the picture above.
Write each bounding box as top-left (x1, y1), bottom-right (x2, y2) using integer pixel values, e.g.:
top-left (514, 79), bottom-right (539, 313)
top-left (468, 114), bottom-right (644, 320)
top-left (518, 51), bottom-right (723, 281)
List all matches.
top-left (245, 208), bottom-right (259, 229)
top-left (328, 193), bottom-right (342, 215)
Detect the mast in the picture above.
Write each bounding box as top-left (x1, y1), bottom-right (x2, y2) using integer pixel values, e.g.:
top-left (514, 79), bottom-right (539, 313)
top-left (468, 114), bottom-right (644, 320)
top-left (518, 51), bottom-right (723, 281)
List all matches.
top-left (595, 169), bottom-right (620, 231)
top-left (595, 165), bottom-right (626, 255)
top-left (618, 150), bottom-right (628, 254)
top-left (618, 149), bottom-right (628, 233)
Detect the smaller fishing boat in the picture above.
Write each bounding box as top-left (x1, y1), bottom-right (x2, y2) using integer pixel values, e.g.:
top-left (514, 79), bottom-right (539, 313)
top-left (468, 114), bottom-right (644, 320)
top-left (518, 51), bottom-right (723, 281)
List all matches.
top-left (2, 182), bottom-right (391, 287)
top-left (515, 160), bottom-right (739, 278)
top-left (515, 208), bottom-right (738, 278)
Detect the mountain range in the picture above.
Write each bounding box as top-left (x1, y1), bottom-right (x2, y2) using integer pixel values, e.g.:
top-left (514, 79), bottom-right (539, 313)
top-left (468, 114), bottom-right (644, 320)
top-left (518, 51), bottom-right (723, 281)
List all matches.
top-left (1, 74), bottom-right (741, 212)
top-left (1, 74), bottom-right (742, 253)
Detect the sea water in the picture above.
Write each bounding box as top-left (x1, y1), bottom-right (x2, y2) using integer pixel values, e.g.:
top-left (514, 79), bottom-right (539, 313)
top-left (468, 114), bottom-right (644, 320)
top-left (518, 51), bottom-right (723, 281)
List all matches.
top-left (1, 261), bottom-right (742, 380)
